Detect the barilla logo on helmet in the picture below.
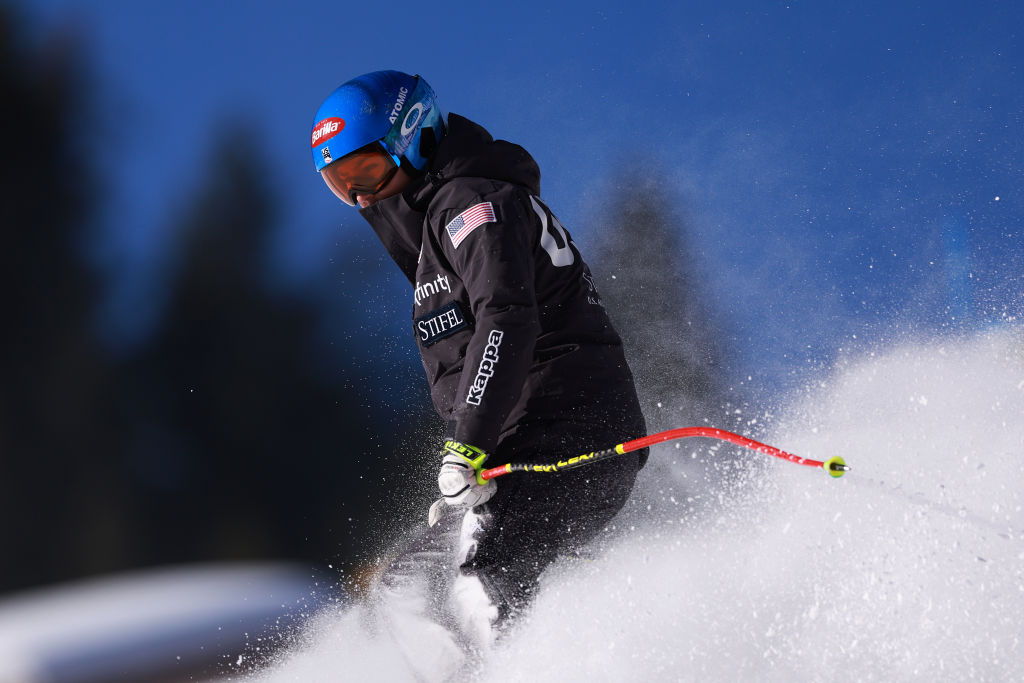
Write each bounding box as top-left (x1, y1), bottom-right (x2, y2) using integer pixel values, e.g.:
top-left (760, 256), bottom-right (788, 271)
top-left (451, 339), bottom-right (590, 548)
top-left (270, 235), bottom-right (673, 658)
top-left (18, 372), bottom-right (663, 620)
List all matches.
top-left (311, 117), bottom-right (345, 148)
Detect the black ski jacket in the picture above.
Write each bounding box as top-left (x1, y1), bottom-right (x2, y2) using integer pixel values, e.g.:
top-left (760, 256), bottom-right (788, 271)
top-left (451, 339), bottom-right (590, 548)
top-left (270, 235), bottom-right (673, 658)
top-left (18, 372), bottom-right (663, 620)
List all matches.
top-left (359, 114), bottom-right (643, 454)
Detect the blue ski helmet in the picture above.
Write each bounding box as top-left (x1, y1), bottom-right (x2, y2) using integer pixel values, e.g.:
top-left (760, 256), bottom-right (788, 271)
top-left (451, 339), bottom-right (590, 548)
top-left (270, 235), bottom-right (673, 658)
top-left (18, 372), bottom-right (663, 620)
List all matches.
top-left (311, 70), bottom-right (445, 174)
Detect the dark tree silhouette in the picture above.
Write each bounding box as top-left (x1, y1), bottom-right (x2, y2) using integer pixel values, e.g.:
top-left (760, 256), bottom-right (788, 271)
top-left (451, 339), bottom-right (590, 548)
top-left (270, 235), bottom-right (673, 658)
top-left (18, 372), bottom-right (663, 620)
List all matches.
top-left (0, 8), bottom-right (132, 591)
top-left (116, 125), bottom-right (353, 567)
top-left (0, 7), bottom-right (459, 595)
top-left (591, 167), bottom-right (726, 427)
top-left (115, 122), bottom-right (438, 575)
top-left (589, 165), bottom-right (748, 515)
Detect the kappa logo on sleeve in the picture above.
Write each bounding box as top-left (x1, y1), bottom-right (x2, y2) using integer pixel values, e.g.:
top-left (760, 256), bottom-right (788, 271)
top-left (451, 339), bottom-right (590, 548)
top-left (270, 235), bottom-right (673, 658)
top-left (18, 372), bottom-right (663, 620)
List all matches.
top-left (445, 202), bottom-right (496, 249)
top-left (414, 301), bottom-right (470, 347)
top-left (466, 330), bottom-right (503, 406)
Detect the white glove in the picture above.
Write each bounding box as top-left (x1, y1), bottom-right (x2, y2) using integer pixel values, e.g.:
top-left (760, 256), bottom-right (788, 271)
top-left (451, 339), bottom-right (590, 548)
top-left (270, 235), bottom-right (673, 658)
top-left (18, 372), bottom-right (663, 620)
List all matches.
top-left (437, 440), bottom-right (497, 508)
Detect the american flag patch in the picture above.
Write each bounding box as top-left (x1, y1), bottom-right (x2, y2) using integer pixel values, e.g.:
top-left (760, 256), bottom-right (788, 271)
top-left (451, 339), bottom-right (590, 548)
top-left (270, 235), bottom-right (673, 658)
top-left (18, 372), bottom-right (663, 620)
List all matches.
top-left (445, 202), bottom-right (496, 249)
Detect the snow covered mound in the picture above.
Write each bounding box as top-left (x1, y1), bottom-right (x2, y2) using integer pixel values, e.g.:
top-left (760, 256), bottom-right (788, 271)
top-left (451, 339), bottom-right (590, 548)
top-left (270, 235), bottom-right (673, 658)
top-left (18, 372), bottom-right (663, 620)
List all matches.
top-left (253, 327), bottom-right (1024, 682)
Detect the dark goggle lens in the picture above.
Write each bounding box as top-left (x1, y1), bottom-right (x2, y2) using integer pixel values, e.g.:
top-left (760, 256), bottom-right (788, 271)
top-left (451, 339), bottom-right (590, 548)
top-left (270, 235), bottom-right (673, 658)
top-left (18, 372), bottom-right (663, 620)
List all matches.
top-left (321, 143), bottom-right (398, 205)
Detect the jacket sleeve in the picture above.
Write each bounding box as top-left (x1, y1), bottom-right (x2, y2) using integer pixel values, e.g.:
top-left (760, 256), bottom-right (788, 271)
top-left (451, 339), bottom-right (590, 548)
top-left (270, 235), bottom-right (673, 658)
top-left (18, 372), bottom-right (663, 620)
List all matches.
top-left (433, 183), bottom-right (541, 453)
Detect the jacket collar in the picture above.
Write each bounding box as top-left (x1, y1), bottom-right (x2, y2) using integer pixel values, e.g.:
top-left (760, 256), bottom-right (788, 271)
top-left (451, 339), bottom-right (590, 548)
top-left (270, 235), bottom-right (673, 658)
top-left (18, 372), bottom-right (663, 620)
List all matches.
top-left (358, 188), bottom-right (425, 285)
top-left (358, 113), bottom-right (542, 284)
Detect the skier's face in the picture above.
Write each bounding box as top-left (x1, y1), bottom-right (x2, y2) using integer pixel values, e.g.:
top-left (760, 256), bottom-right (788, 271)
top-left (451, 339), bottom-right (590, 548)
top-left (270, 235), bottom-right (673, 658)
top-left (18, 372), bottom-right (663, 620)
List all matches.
top-left (353, 168), bottom-right (411, 208)
top-left (321, 141), bottom-right (407, 207)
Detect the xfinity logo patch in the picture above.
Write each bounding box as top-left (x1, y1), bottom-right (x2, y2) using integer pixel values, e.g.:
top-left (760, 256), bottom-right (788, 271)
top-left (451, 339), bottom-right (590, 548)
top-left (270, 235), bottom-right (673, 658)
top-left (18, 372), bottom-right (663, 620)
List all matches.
top-left (414, 274), bottom-right (451, 306)
top-left (415, 301), bottom-right (469, 347)
top-left (466, 330), bottom-right (503, 406)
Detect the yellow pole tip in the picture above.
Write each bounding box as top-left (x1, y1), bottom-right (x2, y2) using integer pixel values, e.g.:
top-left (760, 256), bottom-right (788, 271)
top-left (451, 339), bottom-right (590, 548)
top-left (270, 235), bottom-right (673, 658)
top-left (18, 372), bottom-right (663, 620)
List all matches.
top-left (823, 455), bottom-right (848, 478)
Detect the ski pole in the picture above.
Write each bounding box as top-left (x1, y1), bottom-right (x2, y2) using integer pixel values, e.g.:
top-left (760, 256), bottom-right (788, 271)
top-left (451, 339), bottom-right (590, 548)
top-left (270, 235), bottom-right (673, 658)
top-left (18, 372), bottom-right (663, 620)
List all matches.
top-left (479, 426), bottom-right (849, 481)
top-left (428, 427), bottom-right (847, 526)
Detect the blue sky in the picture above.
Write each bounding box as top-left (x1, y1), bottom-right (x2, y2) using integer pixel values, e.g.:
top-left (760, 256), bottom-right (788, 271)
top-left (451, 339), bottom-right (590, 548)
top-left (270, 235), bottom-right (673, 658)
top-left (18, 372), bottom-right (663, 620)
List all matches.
top-left (20, 0), bottom-right (1023, 400)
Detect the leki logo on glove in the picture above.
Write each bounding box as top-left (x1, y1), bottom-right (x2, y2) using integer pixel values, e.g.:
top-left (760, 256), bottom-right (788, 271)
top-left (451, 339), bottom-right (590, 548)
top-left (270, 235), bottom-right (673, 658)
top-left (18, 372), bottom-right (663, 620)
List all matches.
top-left (311, 117), bottom-right (344, 147)
top-left (466, 330), bottom-right (503, 406)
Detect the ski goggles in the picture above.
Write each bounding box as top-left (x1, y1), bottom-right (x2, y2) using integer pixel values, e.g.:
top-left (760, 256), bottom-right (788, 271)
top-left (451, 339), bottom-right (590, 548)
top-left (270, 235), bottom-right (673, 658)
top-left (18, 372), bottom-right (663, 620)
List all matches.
top-left (320, 141), bottom-right (400, 206)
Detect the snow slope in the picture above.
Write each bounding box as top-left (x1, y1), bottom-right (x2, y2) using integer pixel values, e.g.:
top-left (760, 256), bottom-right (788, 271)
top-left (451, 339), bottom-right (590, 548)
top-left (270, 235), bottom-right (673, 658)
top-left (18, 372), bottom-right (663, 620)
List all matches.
top-left (251, 327), bottom-right (1024, 682)
top-left (0, 563), bottom-right (316, 683)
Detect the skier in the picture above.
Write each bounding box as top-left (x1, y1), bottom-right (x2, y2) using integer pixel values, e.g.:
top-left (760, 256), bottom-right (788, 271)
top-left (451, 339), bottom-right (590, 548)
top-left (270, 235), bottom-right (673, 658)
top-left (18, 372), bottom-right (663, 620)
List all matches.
top-left (311, 70), bottom-right (648, 652)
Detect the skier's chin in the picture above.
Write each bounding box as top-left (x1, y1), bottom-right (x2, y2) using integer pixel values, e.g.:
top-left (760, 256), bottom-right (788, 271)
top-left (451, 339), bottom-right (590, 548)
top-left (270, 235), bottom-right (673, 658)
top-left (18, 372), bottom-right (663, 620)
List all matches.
top-left (356, 169), bottom-right (412, 208)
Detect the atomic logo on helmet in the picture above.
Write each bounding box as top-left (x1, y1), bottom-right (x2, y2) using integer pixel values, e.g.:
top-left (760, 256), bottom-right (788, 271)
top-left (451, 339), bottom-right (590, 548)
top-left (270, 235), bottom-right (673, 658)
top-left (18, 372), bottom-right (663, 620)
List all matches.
top-left (388, 87), bottom-right (409, 125)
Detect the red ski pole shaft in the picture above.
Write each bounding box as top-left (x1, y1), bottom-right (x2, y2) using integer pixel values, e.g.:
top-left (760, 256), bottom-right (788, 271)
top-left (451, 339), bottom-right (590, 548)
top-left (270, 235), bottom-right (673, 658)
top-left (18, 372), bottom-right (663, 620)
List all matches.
top-left (479, 426), bottom-right (848, 481)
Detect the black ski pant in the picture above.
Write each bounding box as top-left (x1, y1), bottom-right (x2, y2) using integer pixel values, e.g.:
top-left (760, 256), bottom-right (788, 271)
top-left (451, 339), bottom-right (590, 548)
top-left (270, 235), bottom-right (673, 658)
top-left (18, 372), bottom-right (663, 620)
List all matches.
top-left (464, 415), bottom-right (646, 622)
top-left (378, 412), bottom-right (646, 631)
